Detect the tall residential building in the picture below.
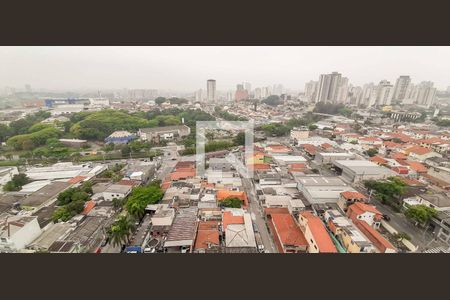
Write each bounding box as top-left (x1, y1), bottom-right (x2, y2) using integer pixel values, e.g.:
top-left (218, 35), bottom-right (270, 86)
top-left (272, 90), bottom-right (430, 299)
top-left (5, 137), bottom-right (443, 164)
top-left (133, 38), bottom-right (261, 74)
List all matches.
top-left (315, 72), bottom-right (342, 103)
top-left (235, 84), bottom-right (249, 101)
top-left (368, 80), bottom-right (394, 107)
top-left (243, 82), bottom-right (252, 94)
top-left (349, 86), bottom-right (363, 105)
top-left (195, 89), bottom-right (204, 102)
top-left (304, 81), bottom-right (318, 103)
top-left (272, 84), bottom-right (284, 96)
top-left (336, 77), bottom-right (349, 104)
top-left (207, 79), bottom-right (216, 102)
top-left (261, 86), bottom-right (271, 99)
top-left (254, 87), bottom-right (262, 99)
top-left (226, 91), bottom-right (233, 102)
top-left (392, 75), bottom-right (411, 101)
top-left (415, 81), bottom-right (437, 108)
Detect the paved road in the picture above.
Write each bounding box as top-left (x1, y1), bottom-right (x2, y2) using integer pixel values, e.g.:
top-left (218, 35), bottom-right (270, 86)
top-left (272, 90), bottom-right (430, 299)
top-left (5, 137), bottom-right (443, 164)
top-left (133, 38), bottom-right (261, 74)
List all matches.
top-left (242, 177), bottom-right (278, 253)
top-left (368, 197), bottom-right (443, 251)
top-left (155, 146), bottom-right (180, 181)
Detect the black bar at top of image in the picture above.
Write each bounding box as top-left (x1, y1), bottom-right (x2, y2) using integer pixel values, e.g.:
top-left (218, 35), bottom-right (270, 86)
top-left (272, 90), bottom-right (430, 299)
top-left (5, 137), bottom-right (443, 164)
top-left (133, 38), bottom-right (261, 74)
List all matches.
top-left (0, 0), bottom-right (449, 45)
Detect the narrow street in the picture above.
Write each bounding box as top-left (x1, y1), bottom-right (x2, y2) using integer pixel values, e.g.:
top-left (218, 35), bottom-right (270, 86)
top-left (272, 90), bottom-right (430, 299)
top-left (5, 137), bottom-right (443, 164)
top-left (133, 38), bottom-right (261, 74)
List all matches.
top-left (242, 177), bottom-right (278, 253)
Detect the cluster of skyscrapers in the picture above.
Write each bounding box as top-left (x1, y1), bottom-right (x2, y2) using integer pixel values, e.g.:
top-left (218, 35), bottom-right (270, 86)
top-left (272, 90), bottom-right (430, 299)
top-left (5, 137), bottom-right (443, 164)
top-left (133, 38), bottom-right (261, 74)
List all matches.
top-left (195, 80), bottom-right (285, 103)
top-left (304, 72), bottom-right (437, 108)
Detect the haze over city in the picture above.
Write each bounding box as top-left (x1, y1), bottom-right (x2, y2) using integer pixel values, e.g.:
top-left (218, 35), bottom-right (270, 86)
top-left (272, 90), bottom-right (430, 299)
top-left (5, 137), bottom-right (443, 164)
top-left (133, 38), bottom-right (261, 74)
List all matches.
top-left (1, 46), bottom-right (450, 91)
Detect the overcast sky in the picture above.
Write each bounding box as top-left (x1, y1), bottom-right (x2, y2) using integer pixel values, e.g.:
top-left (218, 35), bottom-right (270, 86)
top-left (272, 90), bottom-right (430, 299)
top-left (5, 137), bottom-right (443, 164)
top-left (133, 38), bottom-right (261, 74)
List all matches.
top-left (1, 46), bottom-right (450, 91)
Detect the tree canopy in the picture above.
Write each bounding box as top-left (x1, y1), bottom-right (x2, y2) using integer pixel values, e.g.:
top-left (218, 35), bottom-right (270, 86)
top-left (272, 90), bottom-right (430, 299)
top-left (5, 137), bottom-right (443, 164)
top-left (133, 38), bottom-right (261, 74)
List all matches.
top-left (262, 95), bottom-right (283, 106)
top-left (405, 205), bottom-right (437, 225)
top-left (2, 174), bottom-right (30, 192)
top-left (220, 197), bottom-right (242, 208)
top-left (126, 182), bottom-right (163, 219)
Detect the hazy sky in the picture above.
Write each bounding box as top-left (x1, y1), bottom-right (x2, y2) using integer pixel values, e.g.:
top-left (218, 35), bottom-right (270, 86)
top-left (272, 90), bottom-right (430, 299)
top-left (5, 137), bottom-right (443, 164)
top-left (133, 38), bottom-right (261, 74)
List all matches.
top-left (1, 46), bottom-right (450, 91)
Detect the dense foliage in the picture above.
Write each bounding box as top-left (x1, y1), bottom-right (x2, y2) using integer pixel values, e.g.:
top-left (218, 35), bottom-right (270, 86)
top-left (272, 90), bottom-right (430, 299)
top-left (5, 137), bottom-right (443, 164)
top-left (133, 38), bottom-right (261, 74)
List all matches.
top-left (6, 126), bottom-right (61, 150)
top-left (366, 148), bottom-right (378, 157)
top-left (214, 107), bottom-right (248, 121)
top-left (52, 181), bottom-right (93, 222)
top-left (220, 197), bottom-right (243, 208)
top-left (314, 101), bottom-right (353, 117)
top-left (2, 174), bottom-right (30, 192)
top-left (364, 177), bottom-right (406, 206)
top-left (405, 205), bottom-right (437, 225)
top-left (69, 110), bottom-right (150, 140)
top-left (262, 95), bottom-right (283, 106)
top-left (126, 181), bottom-right (164, 219)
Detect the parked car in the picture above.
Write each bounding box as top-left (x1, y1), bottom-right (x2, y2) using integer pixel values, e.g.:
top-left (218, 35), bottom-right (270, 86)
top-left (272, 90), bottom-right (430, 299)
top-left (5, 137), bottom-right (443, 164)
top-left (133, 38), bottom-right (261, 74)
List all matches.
top-left (382, 214), bottom-right (391, 221)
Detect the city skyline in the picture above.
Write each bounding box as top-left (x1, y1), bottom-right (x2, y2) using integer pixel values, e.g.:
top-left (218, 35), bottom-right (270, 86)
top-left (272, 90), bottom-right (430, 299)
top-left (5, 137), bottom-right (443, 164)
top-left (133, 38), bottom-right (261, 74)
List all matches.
top-left (2, 47), bottom-right (450, 91)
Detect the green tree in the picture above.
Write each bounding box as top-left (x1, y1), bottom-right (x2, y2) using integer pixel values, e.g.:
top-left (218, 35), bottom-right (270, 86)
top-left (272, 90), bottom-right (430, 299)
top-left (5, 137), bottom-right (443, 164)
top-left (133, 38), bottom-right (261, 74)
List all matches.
top-left (308, 124), bottom-right (318, 131)
top-left (121, 144), bottom-right (131, 157)
top-left (155, 97), bottom-right (167, 106)
top-left (108, 215), bottom-right (136, 247)
top-left (220, 197), bottom-right (242, 208)
top-left (393, 232), bottom-right (411, 242)
top-left (233, 131), bottom-right (246, 146)
top-left (405, 205), bottom-right (437, 226)
top-left (366, 148), bottom-right (378, 157)
top-left (3, 174), bottom-right (30, 192)
top-left (126, 184), bottom-right (163, 219)
top-left (262, 95), bottom-right (283, 106)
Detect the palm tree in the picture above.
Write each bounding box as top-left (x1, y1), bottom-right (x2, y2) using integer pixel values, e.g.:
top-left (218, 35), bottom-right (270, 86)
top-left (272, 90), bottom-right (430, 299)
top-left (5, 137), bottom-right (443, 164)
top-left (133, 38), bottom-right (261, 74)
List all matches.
top-left (108, 215), bottom-right (136, 248)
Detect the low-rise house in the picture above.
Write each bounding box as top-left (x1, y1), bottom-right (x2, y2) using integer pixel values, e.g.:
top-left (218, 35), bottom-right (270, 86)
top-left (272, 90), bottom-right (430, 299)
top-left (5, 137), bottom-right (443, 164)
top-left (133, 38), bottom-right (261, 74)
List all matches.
top-left (346, 202), bottom-right (382, 228)
top-left (163, 207), bottom-right (198, 253)
top-left (354, 220), bottom-right (396, 253)
top-left (0, 215), bottom-right (42, 252)
top-left (224, 210), bottom-right (256, 249)
top-left (102, 184), bottom-right (132, 201)
top-left (298, 211), bottom-right (337, 253)
top-left (216, 190), bottom-right (248, 207)
top-left (337, 191), bottom-right (367, 212)
top-left (324, 209), bottom-right (375, 253)
top-left (270, 213), bottom-right (308, 253)
top-left (427, 166), bottom-right (450, 185)
top-left (194, 221), bottom-right (220, 253)
top-left (27, 223), bottom-right (72, 252)
top-left (403, 193), bottom-right (450, 212)
top-left (404, 145), bottom-right (442, 162)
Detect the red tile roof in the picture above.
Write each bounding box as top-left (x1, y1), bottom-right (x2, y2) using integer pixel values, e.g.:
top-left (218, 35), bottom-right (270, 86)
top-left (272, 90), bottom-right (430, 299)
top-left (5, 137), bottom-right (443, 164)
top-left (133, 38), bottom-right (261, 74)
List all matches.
top-left (194, 221), bottom-right (220, 250)
top-left (348, 202), bottom-right (382, 216)
top-left (341, 191), bottom-right (366, 200)
top-left (170, 169), bottom-right (196, 180)
top-left (82, 200), bottom-right (96, 215)
top-left (354, 220), bottom-right (396, 253)
top-left (68, 176), bottom-right (87, 184)
top-left (222, 211), bottom-right (244, 231)
top-left (264, 207), bottom-right (290, 216)
top-left (321, 143), bottom-right (333, 149)
top-left (299, 211), bottom-right (337, 253)
top-left (405, 145), bottom-right (432, 155)
top-left (216, 190), bottom-right (248, 203)
top-left (369, 155), bottom-right (388, 165)
top-left (392, 166), bottom-right (409, 174)
top-left (271, 214), bottom-right (308, 248)
top-left (303, 144), bottom-right (318, 155)
top-left (405, 160), bottom-right (428, 173)
top-left (390, 152), bottom-right (407, 160)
